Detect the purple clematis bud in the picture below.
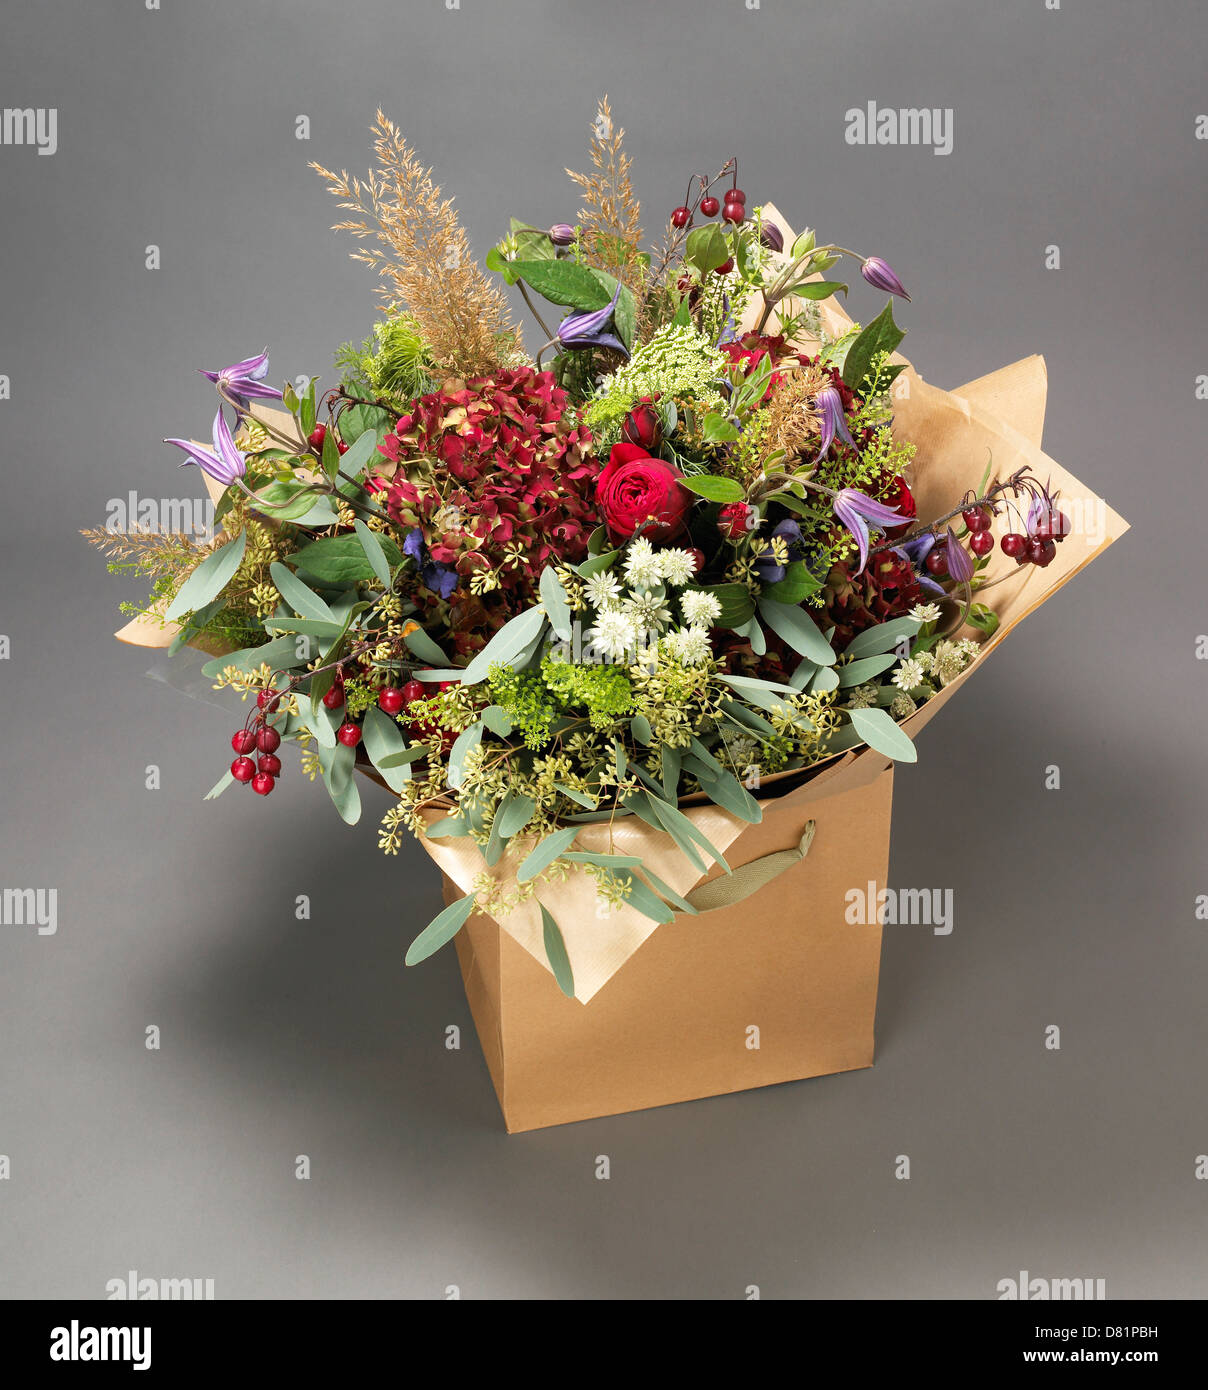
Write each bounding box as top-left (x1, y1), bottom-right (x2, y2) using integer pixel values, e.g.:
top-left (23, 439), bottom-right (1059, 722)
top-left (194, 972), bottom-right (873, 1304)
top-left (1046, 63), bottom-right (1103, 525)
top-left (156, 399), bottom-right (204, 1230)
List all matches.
top-left (860, 257), bottom-right (910, 302)
top-left (759, 221), bottom-right (784, 253)
top-left (164, 409), bottom-right (247, 487)
top-left (404, 529), bottom-right (459, 600)
top-left (557, 281), bottom-right (629, 357)
top-left (944, 527), bottom-right (975, 584)
top-left (199, 348), bottom-right (283, 406)
top-left (715, 292), bottom-right (740, 347)
top-left (548, 223), bottom-right (575, 247)
top-left (814, 384), bottom-right (856, 462)
top-left (833, 488), bottom-right (904, 574)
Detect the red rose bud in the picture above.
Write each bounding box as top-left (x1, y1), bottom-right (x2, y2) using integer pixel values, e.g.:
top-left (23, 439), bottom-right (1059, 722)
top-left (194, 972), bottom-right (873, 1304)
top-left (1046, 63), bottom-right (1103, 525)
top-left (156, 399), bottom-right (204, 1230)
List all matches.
top-left (596, 443), bottom-right (693, 542)
top-left (621, 401), bottom-right (662, 452)
top-left (548, 223), bottom-right (575, 247)
top-left (759, 220), bottom-right (784, 253)
top-left (718, 502), bottom-right (755, 539)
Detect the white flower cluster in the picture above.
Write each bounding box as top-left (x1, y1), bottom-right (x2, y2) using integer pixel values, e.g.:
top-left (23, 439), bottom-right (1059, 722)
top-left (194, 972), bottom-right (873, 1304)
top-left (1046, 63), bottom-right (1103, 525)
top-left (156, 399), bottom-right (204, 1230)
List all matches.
top-left (584, 542), bottom-right (719, 669)
top-left (892, 637), bottom-right (979, 693)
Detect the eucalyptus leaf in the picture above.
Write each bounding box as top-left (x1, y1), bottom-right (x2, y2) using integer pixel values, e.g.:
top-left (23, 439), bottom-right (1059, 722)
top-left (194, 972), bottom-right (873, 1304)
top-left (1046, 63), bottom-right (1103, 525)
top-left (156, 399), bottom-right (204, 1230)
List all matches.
top-left (353, 521), bottom-right (394, 590)
top-left (164, 530), bottom-right (247, 622)
top-left (457, 606), bottom-right (547, 687)
top-left (403, 626), bottom-right (450, 667)
top-left (849, 706), bottom-right (918, 763)
top-left (757, 597), bottom-right (837, 665)
top-left (517, 824), bottom-right (581, 883)
top-left (539, 904), bottom-right (575, 997)
top-left (361, 706), bottom-right (411, 793)
top-left (539, 566), bottom-right (573, 642)
top-left (495, 789), bottom-right (536, 839)
top-left (446, 721), bottom-right (485, 789)
top-left (405, 892), bottom-right (478, 966)
top-left (843, 616), bottom-right (922, 660)
top-left (838, 654), bottom-right (900, 687)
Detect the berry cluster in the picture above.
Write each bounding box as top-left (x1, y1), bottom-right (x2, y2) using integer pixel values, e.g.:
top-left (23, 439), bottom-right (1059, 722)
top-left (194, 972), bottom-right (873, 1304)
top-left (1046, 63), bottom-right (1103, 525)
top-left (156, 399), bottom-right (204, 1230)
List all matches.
top-left (229, 688), bottom-right (285, 796)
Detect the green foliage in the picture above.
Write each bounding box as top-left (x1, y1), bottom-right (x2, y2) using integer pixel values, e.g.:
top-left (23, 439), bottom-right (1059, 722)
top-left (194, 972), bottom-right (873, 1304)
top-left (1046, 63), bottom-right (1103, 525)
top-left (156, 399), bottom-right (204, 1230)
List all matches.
top-left (335, 313), bottom-right (435, 405)
top-left (583, 324), bottom-right (726, 444)
top-left (542, 655), bottom-right (634, 728)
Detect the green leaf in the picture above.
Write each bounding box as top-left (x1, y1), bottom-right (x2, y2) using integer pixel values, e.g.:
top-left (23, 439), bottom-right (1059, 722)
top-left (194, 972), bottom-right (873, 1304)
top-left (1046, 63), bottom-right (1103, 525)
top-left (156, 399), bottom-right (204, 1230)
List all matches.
top-left (838, 654), bottom-right (900, 686)
top-left (510, 258), bottom-right (611, 310)
top-left (630, 714), bottom-right (652, 745)
top-left (684, 224), bottom-right (730, 274)
top-left (619, 873), bottom-right (676, 926)
top-left (646, 797), bottom-right (731, 873)
top-left (700, 415), bottom-right (741, 445)
top-left (402, 626), bottom-right (450, 666)
top-left (250, 478), bottom-right (331, 524)
top-left (841, 301), bottom-right (906, 390)
top-left (848, 706), bottom-right (918, 763)
top-left (361, 706), bottom-right (412, 793)
top-left (683, 474), bottom-right (745, 502)
top-left (495, 790), bottom-right (537, 838)
top-left (263, 617), bottom-right (345, 639)
top-left (843, 616), bottom-right (922, 660)
top-left (425, 813), bottom-right (471, 839)
top-left (318, 740), bottom-right (361, 823)
top-left (268, 562), bottom-right (336, 623)
top-left (321, 425), bottom-right (341, 482)
top-left (164, 530), bottom-right (248, 622)
top-left (373, 743), bottom-right (431, 771)
top-left (685, 755), bottom-right (763, 823)
top-left (756, 597), bottom-right (837, 665)
top-left (539, 565), bottom-right (573, 642)
top-left (554, 783), bottom-right (598, 809)
top-left (810, 666), bottom-right (840, 694)
top-left (204, 768), bottom-right (235, 800)
top-left (539, 905), bottom-right (575, 997)
top-left (458, 606), bottom-right (547, 687)
top-left (353, 521), bottom-right (393, 590)
top-left (201, 634), bottom-right (306, 679)
top-left (762, 561), bottom-right (823, 605)
top-left (294, 532), bottom-right (404, 585)
top-left (447, 721), bottom-right (485, 789)
top-left (635, 866), bottom-right (698, 916)
top-left (783, 279), bottom-right (849, 301)
top-left (298, 379), bottom-right (317, 437)
top-left (481, 704), bottom-right (514, 737)
top-left (338, 403), bottom-right (392, 446)
top-left (576, 548), bottom-right (620, 578)
top-left (967, 604), bottom-right (999, 637)
top-left (688, 582), bottom-right (755, 629)
top-left (517, 825), bottom-right (582, 883)
top-left (405, 892), bottom-right (478, 966)
top-left (562, 851), bottom-right (644, 869)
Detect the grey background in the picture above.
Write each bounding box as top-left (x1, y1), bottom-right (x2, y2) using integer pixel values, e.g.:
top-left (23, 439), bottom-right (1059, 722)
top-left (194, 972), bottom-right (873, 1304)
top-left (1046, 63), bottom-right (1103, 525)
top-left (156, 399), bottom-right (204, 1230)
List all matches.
top-left (0, 0), bottom-right (1203, 1299)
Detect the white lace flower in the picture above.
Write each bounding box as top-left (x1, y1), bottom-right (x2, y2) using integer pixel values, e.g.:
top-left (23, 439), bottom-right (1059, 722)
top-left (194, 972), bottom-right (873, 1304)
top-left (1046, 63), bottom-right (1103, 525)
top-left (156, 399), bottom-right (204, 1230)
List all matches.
top-left (584, 570), bottom-right (623, 610)
top-left (890, 693), bottom-right (917, 719)
top-left (845, 683), bottom-right (878, 709)
top-left (657, 548), bottom-right (698, 586)
top-left (909, 602), bottom-right (941, 623)
top-left (623, 591), bottom-right (673, 632)
top-left (623, 537), bottom-right (661, 589)
top-left (892, 657), bottom-right (925, 691)
top-left (586, 609), bottom-right (638, 663)
top-left (680, 589), bottom-right (722, 628)
top-left (664, 626), bottom-right (712, 666)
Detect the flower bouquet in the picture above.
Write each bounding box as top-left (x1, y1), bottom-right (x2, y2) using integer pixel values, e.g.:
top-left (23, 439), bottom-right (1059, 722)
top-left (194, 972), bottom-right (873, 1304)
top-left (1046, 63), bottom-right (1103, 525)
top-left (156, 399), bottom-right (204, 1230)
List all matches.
top-left (94, 104), bottom-right (1127, 1130)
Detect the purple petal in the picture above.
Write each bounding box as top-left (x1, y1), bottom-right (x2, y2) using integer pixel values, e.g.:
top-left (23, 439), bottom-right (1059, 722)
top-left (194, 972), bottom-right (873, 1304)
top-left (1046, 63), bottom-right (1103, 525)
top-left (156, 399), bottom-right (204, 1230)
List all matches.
top-left (945, 527), bottom-right (975, 584)
top-left (211, 409), bottom-right (247, 482)
top-left (165, 437), bottom-right (240, 487)
top-left (860, 257), bottom-right (910, 302)
top-left (834, 493), bottom-right (872, 573)
top-left (836, 487), bottom-right (903, 528)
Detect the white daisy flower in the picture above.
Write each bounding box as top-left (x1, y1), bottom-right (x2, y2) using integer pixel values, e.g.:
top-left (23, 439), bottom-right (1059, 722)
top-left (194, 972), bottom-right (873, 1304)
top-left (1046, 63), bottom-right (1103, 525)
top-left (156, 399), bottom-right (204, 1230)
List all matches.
top-left (657, 548), bottom-right (698, 586)
top-left (680, 589), bottom-right (722, 628)
top-left (892, 657), bottom-right (925, 692)
top-left (909, 602), bottom-right (941, 623)
top-left (623, 537), bottom-right (661, 589)
top-left (664, 626), bottom-right (712, 666)
top-left (586, 610), bottom-right (638, 663)
top-left (584, 571), bottom-right (623, 610)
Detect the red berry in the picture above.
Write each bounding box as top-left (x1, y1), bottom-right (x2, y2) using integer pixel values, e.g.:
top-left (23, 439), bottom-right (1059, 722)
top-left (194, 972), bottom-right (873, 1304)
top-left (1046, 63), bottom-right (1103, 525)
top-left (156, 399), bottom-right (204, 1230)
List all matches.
top-left (401, 679), bottom-right (426, 705)
top-left (1028, 537), bottom-right (1057, 567)
top-left (336, 721), bottom-right (361, 747)
top-left (1000, 532), bottom-right (1027, 559)
top-left (438, 680), bottom-right (457, 693)
top-left (231, 756), bottom-right (256, 783)
top-left (924, 548), bottom-right (949, 577)
top-left (231, 729), bottom-right (256, 755)
top-left (699, 195), bottom-right (720, 217)
top-left (1051, 510), bottom-right (1070, 540)
top-left (257, 688), bottom-right (280, 711)
top-left (969, 530), bottom-right (994, 557)
top-left (307, 424), bottom-right (327, 452)
top-left (251, 772), bottom-right (275, 796)
top-left (962, 507), bottom-right (990, 532)
top-left (722, 200), bottom-right (744, 224)
top-left (257, 753), bottom-right (282, 777)
top-left (322, 684), bottom-right (345, 710)
top-left (256, 726), bottom-right (281, 754)
top-left (715, 257), bottom-right (734, 276)
top-left (671, 205), bottom-right (691, 228)
top-left (728, 187), bottom-right (747, 204)
top-left (378, 687), bottom-right (406, 715)
top-left (687, 548), bottom-right (707, 574)
top-left (337, 439), bottom-right (348, 455)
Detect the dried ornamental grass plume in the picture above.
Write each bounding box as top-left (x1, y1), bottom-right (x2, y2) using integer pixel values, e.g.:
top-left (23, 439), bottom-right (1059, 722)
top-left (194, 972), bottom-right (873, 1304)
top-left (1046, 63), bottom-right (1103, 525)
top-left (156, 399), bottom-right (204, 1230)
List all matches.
top-left (311, 112), bottom-right (520, 379)
top-left (565, 96), bottom-right (644, 289)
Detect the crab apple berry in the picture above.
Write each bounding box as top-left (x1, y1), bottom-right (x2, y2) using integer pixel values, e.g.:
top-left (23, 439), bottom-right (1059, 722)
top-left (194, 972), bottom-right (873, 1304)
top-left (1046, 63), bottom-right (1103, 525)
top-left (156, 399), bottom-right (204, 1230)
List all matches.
top-left (336, 721), bottom-right (362, 747)
top-left (231, 729), bottom-right (256, 755)
top-left (1001, 532), bottom-right (1027, 560)
top-left (231, 756), bottom-right (256, 783)
top-left (377, 687), bottom-right (406, 715)
top-left (699, 194), bottom-right (720, 217)
top-left (1028, 537), bottom-right (1057, 567)
top-left (727, 187), bottom-right (747, 205)
top-left (251, 771), bottom-right (275, 796)
top-left (962, 507), bottom-right (991, 532)
top-left (257, 688), bottom-right (280, 712)
top-left (687, 547), bottom-right (707, 574)
top-left (969, 529), bottom-right (994, 557)
top-left (307, 424), bottom-right (327, 452)
top-left (671, 205), bottom-right (691, 228)
top-left (400, 679), bottom-right (426, 705)
top-left (337, 439), bottom-right (348, 455)
top-left (257, 752), bottom-right (283, 777)
top-left (715, 257), bottom-right (735, 276)
top-left (321, 684), bottom-right (345, 710)
top-left (924, 547), bottom-right (949, 577)
top-left (718, 502), bottom-right (753, 539)
top-left (256, 726), bottom-right (281, 754)
top-left (722, 200), bottom-right (744, 224)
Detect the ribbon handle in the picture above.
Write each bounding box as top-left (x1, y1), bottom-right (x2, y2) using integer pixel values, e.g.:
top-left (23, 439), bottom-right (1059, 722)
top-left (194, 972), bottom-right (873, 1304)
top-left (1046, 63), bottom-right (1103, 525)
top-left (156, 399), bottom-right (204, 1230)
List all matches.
top-left (684, 821), bottom-right (817, 914)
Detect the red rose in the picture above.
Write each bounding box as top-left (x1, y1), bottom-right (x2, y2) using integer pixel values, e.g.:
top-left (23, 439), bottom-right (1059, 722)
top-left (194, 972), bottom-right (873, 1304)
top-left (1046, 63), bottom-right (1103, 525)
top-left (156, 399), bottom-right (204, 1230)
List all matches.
top-left (620, 397), bottom-right (663, 451)
top-left (718, 501), bottom-right (756, 538)
top-left (597, 442), bottom-right (693, 541)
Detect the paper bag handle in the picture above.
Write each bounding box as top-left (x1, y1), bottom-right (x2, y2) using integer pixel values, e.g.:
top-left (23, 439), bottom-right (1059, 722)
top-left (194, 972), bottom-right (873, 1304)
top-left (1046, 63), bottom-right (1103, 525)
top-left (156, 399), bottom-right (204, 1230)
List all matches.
top-left (684, 821), bottom-right (816, 914)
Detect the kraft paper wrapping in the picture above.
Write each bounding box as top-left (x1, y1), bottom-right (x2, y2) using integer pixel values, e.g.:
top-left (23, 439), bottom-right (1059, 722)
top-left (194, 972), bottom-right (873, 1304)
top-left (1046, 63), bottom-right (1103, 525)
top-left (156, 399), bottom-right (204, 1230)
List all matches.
top-left (115, 250), bottom-right (1128, 1002)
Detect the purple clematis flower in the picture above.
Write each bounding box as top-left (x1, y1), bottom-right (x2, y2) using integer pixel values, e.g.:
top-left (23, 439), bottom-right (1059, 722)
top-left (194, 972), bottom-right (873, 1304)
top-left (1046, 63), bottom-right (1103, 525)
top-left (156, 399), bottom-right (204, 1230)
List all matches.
top-left (403, 529), bottom-right (459, 601)
top-left (164, 408), bottom-right (246, 487)
top-left (199, 348), bottom-right (283, 406)
top-left (833, 487), bottom-right (904, 574)
top-left (944, 526), bottom-right (975, 584)
top-left (894, 531), bottom-right (946, 597)
top-left (557, 281), bottom-right (629, 357)
top-left (753, 519), bottom-right (803, 584)
top-left (814, 384), bottom-right (856, 462)
top-left (860, 257), bottom-right (910, 302)
top-left (715, 292), bottom-right (740, 347)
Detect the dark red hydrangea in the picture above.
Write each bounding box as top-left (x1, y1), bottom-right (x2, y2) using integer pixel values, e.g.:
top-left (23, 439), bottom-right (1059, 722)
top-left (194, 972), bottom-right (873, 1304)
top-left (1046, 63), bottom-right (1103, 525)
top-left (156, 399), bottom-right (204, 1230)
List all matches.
top-left (823, 548), bottom-right (923, 651)
top-left (376, 367), bottom-right (598, 611)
